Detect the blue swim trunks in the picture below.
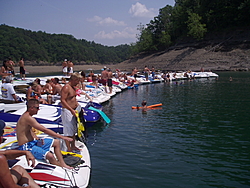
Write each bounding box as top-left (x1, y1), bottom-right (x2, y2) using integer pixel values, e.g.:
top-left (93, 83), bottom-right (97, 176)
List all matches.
top-left (18, 138), bottom-right (54, 160)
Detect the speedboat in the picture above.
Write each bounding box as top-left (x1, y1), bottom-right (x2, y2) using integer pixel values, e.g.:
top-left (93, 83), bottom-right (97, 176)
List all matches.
top-left (1, 128), bottom-right (91, 188)
top-left (2, 102), bottom-right (104, 133)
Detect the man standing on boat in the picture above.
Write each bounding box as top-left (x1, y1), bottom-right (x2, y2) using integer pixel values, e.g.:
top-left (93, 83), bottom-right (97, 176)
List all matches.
top-left (61, 72), bottom-right (85, 152)
top-left (16, 99), bottom-right (73, 169)
top-left (100, 66), bottom-right (108, 93)
top-left (144, 65), bottom-right (150, 81)
top-left (107, 68), bottom-right (113, 94)
top-left (62, 59), bottom-right (68, 76)
top-left (18, 57), bottom-right (26, 80)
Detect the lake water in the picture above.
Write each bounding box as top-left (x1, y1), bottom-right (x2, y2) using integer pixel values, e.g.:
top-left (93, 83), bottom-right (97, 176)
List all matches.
top-left (85, 72), bottom-right (250, 188)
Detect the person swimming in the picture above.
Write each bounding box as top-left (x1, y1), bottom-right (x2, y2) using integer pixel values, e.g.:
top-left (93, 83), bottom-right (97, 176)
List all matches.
top-left (141, 100), bottom-right (147, 109)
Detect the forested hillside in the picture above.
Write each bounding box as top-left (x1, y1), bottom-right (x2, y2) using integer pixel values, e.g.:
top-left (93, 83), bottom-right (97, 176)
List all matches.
top-left (132, 0), bottom-right (250, 54)
top-left (0, 24), bottom-right (131, 64)
top-left (1, 0), bottom-right (249, 67)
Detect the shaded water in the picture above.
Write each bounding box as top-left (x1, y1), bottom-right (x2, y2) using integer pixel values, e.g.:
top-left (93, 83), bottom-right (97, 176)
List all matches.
top-left (87, 72), bottom-right (250, 188)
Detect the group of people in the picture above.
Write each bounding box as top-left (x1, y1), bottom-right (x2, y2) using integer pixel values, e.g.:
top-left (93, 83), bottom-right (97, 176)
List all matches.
top-left (26, 77), bottom-right (62, 104)
top-left (62, 59), bottom-right (74, 76)
top-left (0, 72), bottom-right (89, 187)
top-left (0, 58), bottom-right (26, 81)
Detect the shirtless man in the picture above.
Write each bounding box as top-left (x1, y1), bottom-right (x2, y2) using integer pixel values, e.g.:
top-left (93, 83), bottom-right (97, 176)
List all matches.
top-left (18, 58), bottom-right (25, 80)
top-left (16, 99), bottom-right (73, 169)
top-left (0, 120), bottom-right (39, 188)
top-left (8, 58), bottom-right (15, 76)
top-left (107, 68), bottom-right (113, 94)
top-left (51, 77), bottom-right (62, 95)
top-left (43, 79), bottom-right (53, 104)
top-left (26, 82), bottom-right (48, 104)
top-left (132, 67), bottom-right (138, 81)
top-left (100, 67), bottom-right (108, 93)
top-left (144, 66), bottom-right (150, 81)
top-left (61, 72), bottom-right (84, 152)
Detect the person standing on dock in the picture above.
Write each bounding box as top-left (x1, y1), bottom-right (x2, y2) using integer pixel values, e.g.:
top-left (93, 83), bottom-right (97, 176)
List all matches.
top-left (61, 72), bottom-right (85, 152)
top-left (18, 57), bottom-right (26, 80)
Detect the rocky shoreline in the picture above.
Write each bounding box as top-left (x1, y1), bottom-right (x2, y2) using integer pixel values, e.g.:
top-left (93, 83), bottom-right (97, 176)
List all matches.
top-left (13, 29), bottom-right (250, 74)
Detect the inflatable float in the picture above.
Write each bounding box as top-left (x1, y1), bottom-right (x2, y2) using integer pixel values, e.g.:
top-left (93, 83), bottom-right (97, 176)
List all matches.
top-left (131, 103), bottom-right (162, 109)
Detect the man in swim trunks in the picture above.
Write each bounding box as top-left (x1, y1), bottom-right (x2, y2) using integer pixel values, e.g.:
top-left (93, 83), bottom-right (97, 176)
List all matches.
top-left (62, 59), bottom-right (68, 76)
top-left (107, 68), bottom-right (113, 94)
top-left (144, 66), bottom-right (150, 81)
top-left (100, 67), bottom-right (108, 92)
top-left (16, 99), bottom-right (73, 169)
top-left (61, 72), bottom-right (84, 152)
top-left (0, 120), bottom-right (39, 188)
top-left (18, 57), bottom-right (25, 80)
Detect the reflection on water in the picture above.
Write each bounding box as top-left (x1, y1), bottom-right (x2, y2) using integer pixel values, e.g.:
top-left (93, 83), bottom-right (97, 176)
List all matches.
top-left (87, 72), bottom-right (250, 188)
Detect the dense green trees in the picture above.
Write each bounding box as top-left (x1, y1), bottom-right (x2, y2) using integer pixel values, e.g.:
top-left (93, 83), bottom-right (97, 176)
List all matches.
top-left (0, 24), bottom-right (131, 64)
top-left (1, 0), bottom-right (249, 64)
top-left (133, 0), bottom-right (250, 54)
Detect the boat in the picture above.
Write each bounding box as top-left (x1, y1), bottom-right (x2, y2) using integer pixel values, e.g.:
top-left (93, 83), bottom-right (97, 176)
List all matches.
top-left (1, 102), bottom-right (103, 134)
top-left (0, 129), bottom-right (91, 188)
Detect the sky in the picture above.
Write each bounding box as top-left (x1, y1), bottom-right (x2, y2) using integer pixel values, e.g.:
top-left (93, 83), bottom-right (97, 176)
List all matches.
top-left (0, 0), bottom-right (175, 46)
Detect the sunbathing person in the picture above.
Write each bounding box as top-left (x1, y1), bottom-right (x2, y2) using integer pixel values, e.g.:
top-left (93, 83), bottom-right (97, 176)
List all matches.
top-left (16, 99), bottom-right (73, 169)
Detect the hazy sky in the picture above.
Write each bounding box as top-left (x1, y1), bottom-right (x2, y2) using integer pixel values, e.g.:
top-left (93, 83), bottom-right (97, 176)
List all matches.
top-left (0, 0), bottom-right (175, 46)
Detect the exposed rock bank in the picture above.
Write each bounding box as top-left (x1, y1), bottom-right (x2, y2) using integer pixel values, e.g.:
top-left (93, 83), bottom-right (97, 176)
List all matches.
top-left (117, 29), bottom-right (250, 72)
top-left (14, 29), bottom-right (250, 74)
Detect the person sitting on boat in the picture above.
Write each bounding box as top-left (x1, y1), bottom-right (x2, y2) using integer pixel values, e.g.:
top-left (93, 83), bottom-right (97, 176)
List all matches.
top-left (26, 82), bottom-right (48, 104)
top-left (0, 59), bottom-right (13, 80)
top-left (79, 71), bottom-right (92, 91)
top-left (51, 77), bottom-right (62, 97)
top-left (0, 120), bottom-right (40, 188)
top-left (1, 76), bottom-right (19, 103)
top-left (42, 79), bottom-right (53, 104)
top-left (90, 75), bottom-right (99, 88)
top-left (16, 99), bottom-right (73, 169)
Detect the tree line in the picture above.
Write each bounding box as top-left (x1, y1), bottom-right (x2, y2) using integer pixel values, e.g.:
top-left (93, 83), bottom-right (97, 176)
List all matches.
top-left (1, 0), bottom-right (249, 65)
top-left (0, 24), bottom-right (132, 65)
top-left (132, 0), bottom-right (250, 54)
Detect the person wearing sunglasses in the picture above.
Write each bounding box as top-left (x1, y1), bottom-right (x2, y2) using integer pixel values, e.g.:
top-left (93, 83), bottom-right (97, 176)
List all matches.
top-left (16, 99), bottom-right (73, 169)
